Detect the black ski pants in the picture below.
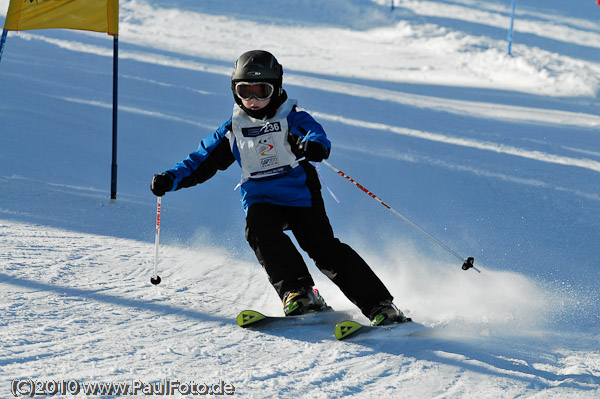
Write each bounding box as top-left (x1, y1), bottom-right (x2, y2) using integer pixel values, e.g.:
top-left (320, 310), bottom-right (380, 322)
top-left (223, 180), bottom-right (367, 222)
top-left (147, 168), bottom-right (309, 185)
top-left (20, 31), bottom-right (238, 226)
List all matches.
top-left (245, 202), bottom-right (393, 317)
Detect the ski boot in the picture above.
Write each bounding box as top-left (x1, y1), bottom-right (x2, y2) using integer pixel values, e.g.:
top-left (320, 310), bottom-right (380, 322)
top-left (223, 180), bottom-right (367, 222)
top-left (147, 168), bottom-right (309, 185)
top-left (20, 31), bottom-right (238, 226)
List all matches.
top-left (368, 301), bottom-right (412, 326)
top-left (283, 287), bottom-right (328, 316)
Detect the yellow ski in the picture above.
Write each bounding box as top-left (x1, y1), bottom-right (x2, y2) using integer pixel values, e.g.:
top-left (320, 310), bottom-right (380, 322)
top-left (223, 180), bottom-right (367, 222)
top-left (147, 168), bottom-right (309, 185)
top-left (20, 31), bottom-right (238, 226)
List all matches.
top-left (334, 320), bottom-right (367, 340)
top-left (236, 307), bottom-right (341, 329)
top-left (334, 319), bottom-right (419, 340)
top-left (236, 310), bottom-right (269, 328)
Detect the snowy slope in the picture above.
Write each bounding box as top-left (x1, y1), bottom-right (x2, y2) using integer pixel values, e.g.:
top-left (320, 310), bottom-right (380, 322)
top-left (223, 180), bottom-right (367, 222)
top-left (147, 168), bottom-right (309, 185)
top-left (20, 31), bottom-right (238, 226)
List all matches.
top-left (1, 0), bottom-right (600, 397)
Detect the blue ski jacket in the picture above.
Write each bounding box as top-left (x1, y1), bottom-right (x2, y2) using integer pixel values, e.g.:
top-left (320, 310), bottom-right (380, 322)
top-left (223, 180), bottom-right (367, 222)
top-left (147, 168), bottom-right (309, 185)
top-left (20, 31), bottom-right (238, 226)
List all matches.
top-left (163, 101), bottom-right (331, 212)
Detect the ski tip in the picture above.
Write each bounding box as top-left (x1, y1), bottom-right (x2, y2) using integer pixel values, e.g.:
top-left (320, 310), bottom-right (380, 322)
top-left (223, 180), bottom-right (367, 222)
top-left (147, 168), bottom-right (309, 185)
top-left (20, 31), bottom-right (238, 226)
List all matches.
top-left (334, 320), bottom-right (363, 340)
top-left (236, 310), bottom-right (267, 328)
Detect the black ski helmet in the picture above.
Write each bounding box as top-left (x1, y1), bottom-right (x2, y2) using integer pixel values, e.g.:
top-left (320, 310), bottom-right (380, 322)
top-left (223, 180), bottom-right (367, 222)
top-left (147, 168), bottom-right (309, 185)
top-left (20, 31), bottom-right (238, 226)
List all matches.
top-left (231, 50), bottom-right (285, 119)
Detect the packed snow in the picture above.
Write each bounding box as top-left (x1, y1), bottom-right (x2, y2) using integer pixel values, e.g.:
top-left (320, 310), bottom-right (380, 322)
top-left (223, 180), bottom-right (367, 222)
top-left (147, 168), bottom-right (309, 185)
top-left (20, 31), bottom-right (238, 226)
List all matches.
top-left (1, 0), bottom-right (599, 397)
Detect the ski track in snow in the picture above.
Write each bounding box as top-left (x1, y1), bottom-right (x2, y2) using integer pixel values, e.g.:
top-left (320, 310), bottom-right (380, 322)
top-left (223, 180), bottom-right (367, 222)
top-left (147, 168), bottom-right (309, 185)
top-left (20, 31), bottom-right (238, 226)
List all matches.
top-left (45, 91), bottom-right (600, 176)
top-left (13, 32), bottom-right (600, 130)
top-left (1, 220), bottom-right (599, 398)
top-left (10, 31), bottom-right (596, 174)
top-left (1, 0), bottom-right (600, 397)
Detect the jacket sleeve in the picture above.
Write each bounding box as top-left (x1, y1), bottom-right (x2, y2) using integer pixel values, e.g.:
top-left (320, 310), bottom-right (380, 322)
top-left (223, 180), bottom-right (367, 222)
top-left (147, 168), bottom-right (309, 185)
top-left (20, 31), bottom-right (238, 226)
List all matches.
top-left (166, 120), bottom-right (235, 191)
top-left (287, 109), bottom-right (331, 159)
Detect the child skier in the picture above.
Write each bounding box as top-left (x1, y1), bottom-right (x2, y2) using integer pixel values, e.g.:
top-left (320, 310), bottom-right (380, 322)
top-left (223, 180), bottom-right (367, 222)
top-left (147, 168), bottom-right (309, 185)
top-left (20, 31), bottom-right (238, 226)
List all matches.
top-left (150, 50), bottom-right (409, 326)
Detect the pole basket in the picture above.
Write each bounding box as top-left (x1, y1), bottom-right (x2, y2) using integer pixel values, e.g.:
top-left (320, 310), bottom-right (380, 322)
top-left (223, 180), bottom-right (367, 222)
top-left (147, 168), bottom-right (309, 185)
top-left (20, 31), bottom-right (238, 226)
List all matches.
top-left (461, 257), bottom-right (475, 271)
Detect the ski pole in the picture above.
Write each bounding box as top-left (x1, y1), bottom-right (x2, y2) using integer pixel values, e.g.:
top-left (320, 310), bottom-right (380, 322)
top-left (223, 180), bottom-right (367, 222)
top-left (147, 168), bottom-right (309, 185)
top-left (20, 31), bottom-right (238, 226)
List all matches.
top-left (150, 196), bottom-right (163, 285)
top-left (322, 160), bottom-right (480, 273)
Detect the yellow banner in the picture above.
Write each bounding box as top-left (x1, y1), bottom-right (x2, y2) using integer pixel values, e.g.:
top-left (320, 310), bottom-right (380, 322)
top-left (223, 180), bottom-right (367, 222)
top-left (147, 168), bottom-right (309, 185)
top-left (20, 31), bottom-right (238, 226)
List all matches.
top-left (3, 0), bottom-right (118, 35)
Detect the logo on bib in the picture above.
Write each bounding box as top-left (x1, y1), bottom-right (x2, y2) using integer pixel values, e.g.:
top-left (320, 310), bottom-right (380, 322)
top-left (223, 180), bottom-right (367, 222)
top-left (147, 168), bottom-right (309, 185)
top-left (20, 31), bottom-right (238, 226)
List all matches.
top-left (256, 135), bottom-right (280, 168)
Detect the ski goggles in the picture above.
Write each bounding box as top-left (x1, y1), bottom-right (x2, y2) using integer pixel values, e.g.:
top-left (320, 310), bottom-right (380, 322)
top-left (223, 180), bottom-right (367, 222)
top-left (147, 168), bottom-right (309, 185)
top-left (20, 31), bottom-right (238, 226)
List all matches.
top-left (234, 82), bottom-right (275, 101)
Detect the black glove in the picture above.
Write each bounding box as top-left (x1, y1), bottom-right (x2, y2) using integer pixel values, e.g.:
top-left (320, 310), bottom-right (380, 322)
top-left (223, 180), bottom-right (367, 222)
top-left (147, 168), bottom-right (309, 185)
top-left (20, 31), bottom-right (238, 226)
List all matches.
top-left (150, 173), bottom-right (173, 196)
top-left (301, 140), bottom-right (328, 162)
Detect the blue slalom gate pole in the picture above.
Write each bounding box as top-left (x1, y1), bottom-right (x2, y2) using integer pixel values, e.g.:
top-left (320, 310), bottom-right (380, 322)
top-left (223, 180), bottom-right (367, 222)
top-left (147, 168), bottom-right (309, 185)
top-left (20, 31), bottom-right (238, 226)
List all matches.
top-left (110, 34), bottom-right (119, 203)
top-left (0, 30), bottom-right (8, 64)
top-left (507, 0), bottom-right (517, 55)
